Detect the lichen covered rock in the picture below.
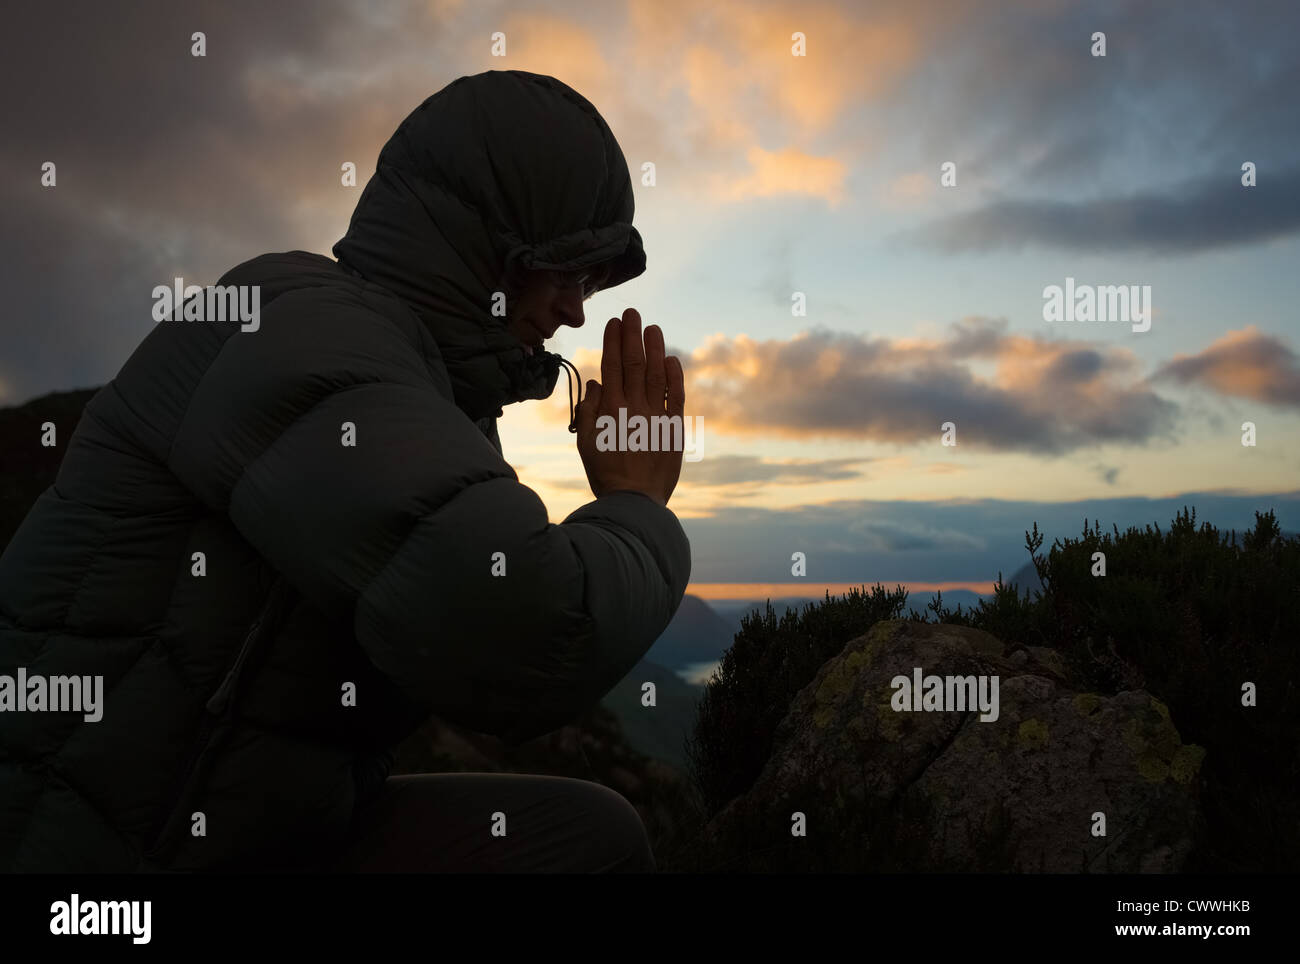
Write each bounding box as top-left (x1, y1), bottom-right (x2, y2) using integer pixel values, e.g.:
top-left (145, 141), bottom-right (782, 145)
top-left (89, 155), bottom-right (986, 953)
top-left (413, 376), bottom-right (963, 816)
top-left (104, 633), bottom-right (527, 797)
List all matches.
top-left (686, 620), bottom-right (1204, 872)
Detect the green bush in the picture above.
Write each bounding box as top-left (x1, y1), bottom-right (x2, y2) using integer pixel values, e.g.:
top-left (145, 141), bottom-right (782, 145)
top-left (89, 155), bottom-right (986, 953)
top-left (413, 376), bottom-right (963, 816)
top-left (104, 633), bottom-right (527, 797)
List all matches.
top-left (686, 507), bottom-right (1300, 871)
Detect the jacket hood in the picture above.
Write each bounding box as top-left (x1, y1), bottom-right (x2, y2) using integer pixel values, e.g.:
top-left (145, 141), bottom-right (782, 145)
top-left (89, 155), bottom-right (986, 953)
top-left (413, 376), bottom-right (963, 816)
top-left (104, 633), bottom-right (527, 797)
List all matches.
top-left (332, 70), bottom-right (646, 421)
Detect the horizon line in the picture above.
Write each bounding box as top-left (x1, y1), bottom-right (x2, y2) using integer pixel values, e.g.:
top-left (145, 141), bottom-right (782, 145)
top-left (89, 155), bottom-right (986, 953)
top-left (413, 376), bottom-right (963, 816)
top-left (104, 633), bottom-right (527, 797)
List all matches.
top-left (687, 581), bottom-right (1000, 602)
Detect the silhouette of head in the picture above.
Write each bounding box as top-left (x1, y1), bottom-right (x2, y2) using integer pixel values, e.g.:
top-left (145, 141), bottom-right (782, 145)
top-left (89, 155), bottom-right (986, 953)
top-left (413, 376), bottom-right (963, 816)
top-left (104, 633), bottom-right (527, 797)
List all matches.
top-left (503, 263), bottom-right (612, 356)
top-left (333, 70), bottom-right (643, 420)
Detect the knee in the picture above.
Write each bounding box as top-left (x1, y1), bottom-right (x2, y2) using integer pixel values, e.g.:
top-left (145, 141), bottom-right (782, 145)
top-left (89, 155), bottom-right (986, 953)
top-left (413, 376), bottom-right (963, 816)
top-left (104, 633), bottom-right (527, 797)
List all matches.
top-left (576, 781), bottom-right (657, 874)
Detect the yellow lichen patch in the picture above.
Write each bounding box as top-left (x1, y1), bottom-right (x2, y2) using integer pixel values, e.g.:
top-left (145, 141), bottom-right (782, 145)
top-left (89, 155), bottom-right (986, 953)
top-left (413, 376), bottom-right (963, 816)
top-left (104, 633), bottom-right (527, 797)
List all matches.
top-left (1122, 712), bottom-right (1192, 783)
top-left (1123, 708), bottom-right (1179, 760)
top-left (1150, 698), bottom-right (1171, 722)
top-left (1017, 718), bottom-right (1049, 749)
top-left (861, 621), bottom-right (901, 662)
top-left (1073, 693), bottom-right (1103, 717)
top-left (813, 703), bottom-right (835, 729)
top-left (1170, 745), bottom-right (1206, 785)
top-left (876, 697), bottom-right (905, 742)
top-left (812, 648), bottom-right (868, 727)
top-left (1135, 751), bottom-right (1170, 782)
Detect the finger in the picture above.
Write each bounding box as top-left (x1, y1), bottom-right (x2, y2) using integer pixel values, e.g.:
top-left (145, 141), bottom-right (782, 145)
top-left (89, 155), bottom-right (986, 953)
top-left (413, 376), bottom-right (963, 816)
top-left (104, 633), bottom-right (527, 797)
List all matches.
top-left (644, 325), bottom-right (667, 412)
top-left (577, 379), bottom-right (602, 438)
top-left (665, 355), bottom-right (685, 419)
top-left (600, 317), bottom-right (624, 409)
top-left (621, 307), bottom-right (646, 408)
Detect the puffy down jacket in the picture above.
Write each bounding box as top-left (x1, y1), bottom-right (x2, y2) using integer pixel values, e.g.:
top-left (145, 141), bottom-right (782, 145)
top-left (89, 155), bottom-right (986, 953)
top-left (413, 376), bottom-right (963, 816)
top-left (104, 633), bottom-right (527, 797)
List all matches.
top-left (0, 69), bottom-right (691, 872)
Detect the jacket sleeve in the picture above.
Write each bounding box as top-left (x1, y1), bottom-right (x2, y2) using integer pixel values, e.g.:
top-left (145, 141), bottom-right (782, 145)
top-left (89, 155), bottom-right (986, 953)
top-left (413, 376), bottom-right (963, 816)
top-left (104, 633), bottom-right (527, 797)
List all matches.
top-left (166, 298), bottom-right (690, 745)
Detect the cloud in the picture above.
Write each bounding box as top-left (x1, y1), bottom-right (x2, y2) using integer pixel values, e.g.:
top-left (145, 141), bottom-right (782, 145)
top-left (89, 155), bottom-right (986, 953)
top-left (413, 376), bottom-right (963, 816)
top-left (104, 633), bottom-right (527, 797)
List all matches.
top-left (1093, 464), bottom-right (1121, 486)
top-left (547, 455), bottom-right (869, 491)
top-left (710, 147), bottom-right (848, 206)
top-left (845, 517), bottom-right (985, 552)
top-left (1154, 326), bottom-right (1300, 408)
top-left (630, 0), bottom-right (923, 132)
top-left (683, 455), bottom-right (869, 486)
top-left (0, 0), bottom-right (933, 406)
top-left (908, 167), bottom-right (1300, 255)
top-left (888, 0), bottom-right (1300, 205)
top-left (495, 14), bottom-right (614, 108)
top-left (677, 317), bottom-right (1179, 453)
top-left (877, 171), bottom-right (936, 209)
top-left (0, 0), bottom-right (449, 402)
top-left (925, 461), bottom-right (965, 475)
top-left (626, 0), bottom-right (927, 205)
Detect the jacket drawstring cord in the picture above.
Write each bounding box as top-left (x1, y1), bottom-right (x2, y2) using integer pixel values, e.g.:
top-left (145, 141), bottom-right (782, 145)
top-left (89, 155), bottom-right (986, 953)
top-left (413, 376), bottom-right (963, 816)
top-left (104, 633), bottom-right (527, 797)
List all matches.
top-left (557, 356), bottom-right (582, 433)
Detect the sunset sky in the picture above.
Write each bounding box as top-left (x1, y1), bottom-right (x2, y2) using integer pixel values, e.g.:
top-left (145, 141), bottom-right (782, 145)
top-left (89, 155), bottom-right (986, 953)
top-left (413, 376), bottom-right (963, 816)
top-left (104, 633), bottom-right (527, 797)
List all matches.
top-left (3, 0), bottom-right (1297, 599)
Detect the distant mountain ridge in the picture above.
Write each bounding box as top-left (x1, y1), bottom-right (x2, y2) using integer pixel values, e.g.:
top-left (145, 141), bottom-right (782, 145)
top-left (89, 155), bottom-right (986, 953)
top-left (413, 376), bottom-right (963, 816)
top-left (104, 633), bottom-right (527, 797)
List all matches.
top-left (643, 593), bottom-right (735, 669)
top-left (599, 659), bottom-right (702, 769)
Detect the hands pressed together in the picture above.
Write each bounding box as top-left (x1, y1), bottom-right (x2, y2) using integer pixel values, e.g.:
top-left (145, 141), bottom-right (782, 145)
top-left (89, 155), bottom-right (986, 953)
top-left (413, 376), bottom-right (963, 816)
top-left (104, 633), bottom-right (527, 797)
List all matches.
top-left (574, 308), bottom-right (685, 507)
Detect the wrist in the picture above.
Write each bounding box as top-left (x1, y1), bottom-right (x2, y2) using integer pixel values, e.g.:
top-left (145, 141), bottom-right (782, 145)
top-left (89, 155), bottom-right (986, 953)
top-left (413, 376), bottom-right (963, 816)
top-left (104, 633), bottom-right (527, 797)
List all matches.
top-left (596, 486), bottom-right (667, 507)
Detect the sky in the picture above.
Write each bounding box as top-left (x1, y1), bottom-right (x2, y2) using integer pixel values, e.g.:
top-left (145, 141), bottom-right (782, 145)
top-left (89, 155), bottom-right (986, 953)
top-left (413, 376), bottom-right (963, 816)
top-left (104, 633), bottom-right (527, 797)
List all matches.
top-left (2, 0), bottom-right (1297, 598)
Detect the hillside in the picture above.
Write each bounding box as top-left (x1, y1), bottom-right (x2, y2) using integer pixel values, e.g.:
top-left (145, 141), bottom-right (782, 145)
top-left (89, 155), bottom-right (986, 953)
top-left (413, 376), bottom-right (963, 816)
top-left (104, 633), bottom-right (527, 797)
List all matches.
top-left (599, 658), bottom-right (702, 769)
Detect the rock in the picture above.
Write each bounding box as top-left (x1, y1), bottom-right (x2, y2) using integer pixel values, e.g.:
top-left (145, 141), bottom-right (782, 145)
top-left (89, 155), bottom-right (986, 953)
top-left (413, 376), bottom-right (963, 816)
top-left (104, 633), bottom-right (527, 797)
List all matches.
top-left (686, 620), bottom-right (1204, 872)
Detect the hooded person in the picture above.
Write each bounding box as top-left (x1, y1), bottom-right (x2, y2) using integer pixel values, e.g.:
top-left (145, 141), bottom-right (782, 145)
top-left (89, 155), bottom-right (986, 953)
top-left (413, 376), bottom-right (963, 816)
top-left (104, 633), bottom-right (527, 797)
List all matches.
top-left (0, 70), bottom-right (691, 872)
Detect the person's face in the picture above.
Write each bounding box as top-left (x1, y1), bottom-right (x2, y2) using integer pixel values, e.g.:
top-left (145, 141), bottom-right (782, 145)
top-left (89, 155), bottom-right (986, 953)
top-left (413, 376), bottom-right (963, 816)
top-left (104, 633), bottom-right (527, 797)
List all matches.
top-left (505, 265), bottom-right (609, 356)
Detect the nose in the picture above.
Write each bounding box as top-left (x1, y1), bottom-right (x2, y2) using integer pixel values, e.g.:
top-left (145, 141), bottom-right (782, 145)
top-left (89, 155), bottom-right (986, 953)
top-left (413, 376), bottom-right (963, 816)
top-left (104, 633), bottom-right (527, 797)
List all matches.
top-left (553, 284), bottom-right (586, 329)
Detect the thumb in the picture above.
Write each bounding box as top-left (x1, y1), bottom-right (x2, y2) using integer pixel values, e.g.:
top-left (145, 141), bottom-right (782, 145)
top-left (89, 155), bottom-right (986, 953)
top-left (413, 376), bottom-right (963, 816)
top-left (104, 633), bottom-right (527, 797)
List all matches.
top-left (576, 379), bottom-right (602, 437)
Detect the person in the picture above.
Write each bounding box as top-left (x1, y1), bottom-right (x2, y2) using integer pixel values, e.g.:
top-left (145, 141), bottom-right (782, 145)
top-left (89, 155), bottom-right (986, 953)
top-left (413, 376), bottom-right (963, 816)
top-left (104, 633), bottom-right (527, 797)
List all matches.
top-left (0, 69), bottom-right (690, 873)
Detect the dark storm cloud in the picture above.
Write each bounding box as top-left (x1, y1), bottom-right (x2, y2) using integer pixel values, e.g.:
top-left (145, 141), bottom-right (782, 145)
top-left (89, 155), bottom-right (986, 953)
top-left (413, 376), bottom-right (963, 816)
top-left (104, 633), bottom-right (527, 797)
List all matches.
top-left (943, 0), bottom-right (1297, 184)
top-left (910, 167), bottom-right (1300, 255)
top-left (0, 0), bottom-right (452, 403)
top-left (886, 0), bottom-right (1300, 252)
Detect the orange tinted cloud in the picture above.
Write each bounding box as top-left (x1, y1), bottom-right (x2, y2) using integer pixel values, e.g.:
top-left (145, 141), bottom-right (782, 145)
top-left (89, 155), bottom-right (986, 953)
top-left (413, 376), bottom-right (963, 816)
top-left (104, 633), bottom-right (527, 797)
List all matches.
top-left (496, 14), bottom-right (614, 105)
top-left (630, 0), bottom-right (922, 134)
top-left (486, 1), bottom-right (947, 207)
top-left (673, 318), bottom-right (1178, 452)
top-left (1155, 326), bottom-right (1300, 407)
top-left (626, 0), bottom-right (931, 204)
top-left (711, 146), bottom-right (848, 205)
